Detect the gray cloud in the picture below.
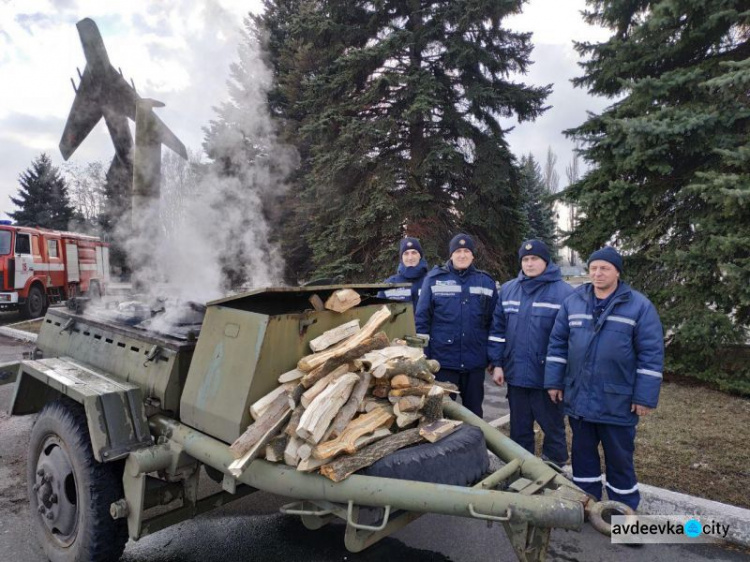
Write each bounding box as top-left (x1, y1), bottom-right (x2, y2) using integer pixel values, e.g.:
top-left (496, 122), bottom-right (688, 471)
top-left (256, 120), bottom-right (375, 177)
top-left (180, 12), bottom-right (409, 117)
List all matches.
top-left (503, 43), bottom-right (613, 183)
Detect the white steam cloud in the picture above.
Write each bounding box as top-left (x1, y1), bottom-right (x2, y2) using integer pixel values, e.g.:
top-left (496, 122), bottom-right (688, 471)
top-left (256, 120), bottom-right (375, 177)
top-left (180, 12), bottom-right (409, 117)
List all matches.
top-left (118, 15), bottom-right (297, 312)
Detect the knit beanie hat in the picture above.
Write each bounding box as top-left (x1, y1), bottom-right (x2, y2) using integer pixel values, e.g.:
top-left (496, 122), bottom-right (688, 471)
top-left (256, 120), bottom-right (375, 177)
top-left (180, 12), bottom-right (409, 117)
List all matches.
top-left (449, 233), bottom-right (475, 255)
top-left (587, 246), bottom-right (623, 272)
top-left (518, 239), bottom-right (551, 264)
top-left (399, 237), bottom-right (423, 257)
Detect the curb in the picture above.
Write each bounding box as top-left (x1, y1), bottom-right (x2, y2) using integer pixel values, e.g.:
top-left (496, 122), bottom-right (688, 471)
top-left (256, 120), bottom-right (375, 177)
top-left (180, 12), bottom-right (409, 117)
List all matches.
top-left (0, 326), bottom-right (37, 344)
top-left (639, 483), bottom-right (750, 547)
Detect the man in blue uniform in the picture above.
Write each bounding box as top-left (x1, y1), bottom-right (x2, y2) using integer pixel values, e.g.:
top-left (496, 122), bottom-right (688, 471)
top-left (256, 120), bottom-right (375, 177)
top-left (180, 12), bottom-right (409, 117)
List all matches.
top-left (415, 233), bottom-right (497, 417)
top-left (378, 237), bottom-right (429, 309)
top-left (544, 246), bottom-right (664, 510)
top-left (489, 240), bottom-right (573, 465)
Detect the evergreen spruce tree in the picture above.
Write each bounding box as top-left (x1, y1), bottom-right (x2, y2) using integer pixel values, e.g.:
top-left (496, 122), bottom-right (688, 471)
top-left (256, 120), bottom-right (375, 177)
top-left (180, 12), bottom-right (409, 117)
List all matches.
top-left (262, 0), bottom-right (550, 281)
top-left (10, 153), bottom-right (75, 230)
top-left (519, 154), bottom-right (557, 252)
top-left (565, 0), bottom-right (750, 392)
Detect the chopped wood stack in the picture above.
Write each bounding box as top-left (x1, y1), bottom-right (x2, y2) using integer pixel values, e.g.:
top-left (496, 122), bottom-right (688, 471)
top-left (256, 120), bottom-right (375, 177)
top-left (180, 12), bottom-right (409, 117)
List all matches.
top-left (228, 305), bottom-right (460, 481)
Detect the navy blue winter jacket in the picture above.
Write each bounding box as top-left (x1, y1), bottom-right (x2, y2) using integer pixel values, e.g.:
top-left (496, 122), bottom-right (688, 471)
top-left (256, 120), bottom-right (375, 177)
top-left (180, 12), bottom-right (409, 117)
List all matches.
top-left (544, 282), bottom-right (664, 426)
top-left (415, 261), bottom-right (498, 371)
top-left (488, 263), bottom-right (574, 389)
top-left (378, 258), bottom-right (429, 309)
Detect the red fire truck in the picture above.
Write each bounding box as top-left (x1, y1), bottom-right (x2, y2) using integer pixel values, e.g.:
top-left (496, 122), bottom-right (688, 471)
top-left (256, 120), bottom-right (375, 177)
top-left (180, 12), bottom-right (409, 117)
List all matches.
top-left (0, 221), bottom-right (110, 318)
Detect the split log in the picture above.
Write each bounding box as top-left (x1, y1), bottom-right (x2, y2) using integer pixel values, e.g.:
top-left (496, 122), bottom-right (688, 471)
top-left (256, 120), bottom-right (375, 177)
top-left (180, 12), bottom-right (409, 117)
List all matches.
top-left (278, 368), bottom-right (306, 384)
top-left (265, 434), bottom-right (288, 462)
top-left (373, 357), bottom-right (436, 382)
top-left (360, 346), bottom-right (424, 374)
top-left (396, 411), bottom-right (421, 428)
top-left (231, 393), bottom-right (293, 458)
top-left (434, 381), bottom-right (459, 394)
top-left (308, 294), bottom-right (325, 311)
top-left (229, 396), bottom-right (293, 476)
top-left (309, 319), bottom-right (361, 352)
top-left (300, 363), bottom-right (351, 408)
top-left (388, 387), bottom-right (433, 399)
top-left (390, 374), bottom-right (425, 389)
top-left (297, 374), bottom-right (360, 443)
top-left (298, 428), bottom-right (391, 471)
top-left (298, 443), bottom-right (313, 461)
top-left (297, 306), bottom-right (392, 372)
top-left (319, 428), bottom-right (425, 482)
top-left (284, 435), bottom-right (304, 466)
top-left (325, 289), bottom-right (362, 313)
top-left (421, 386), bottom-right (445, 424)
top-left (285, 404), bottom-right (305, 437)
top-left (313, 407), bottom-right (396, 460)
top-left (300, 332), bottom-right (389, 388)
top-left (426, 359), bottom-right (440, 373)
top-left (363, 398), bottom-right (391, 413)
top-left (394, 395), bottom-right (425, 414)
top-left (249, 382), bottom-right (296, 420)
top-left (419, 419), bottom-right (462, 443)
top-left (328, 372), bottom-right (372, 439)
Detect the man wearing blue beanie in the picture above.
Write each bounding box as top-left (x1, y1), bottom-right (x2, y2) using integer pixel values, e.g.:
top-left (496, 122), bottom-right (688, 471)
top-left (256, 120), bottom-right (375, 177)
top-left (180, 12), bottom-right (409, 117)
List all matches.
top-left (488, 240), bottom-right (573, 465)
top-left (544, 246), bottom-right (664, 510)
top-left (415, 233), bottom-right (497, 416)
top-left (378, 237), bottom-right (429, 309)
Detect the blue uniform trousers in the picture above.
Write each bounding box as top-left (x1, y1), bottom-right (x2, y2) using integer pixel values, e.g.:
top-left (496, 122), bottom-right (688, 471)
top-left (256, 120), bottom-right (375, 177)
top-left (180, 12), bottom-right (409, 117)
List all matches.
top-left (507, 385), bottom-right (568, 465)
top-left (436, 368), bottom-right (484, 418)
top-left (569, 417), bottom-right (640, 510)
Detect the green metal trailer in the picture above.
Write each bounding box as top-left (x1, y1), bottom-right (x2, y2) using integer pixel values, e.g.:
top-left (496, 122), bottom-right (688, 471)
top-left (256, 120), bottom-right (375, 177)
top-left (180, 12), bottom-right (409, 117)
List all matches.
top-left (3, 285), bottom-right (628, 562)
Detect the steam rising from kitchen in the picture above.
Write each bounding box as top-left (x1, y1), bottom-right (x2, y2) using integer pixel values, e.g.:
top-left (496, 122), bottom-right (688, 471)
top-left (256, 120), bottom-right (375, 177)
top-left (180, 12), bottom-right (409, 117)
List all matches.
top-left (106, 16), bottom-right (298, 333)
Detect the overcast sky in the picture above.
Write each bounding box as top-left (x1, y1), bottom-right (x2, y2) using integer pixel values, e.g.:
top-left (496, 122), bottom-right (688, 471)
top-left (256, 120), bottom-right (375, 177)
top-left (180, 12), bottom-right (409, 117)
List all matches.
top-left (0, 0), bottom-right (612, 220)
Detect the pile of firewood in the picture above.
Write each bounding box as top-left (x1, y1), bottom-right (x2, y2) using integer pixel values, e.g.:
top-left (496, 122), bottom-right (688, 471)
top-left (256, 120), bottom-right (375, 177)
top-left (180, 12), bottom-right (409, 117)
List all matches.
top-left (228, 303), bottom-right (462, 482)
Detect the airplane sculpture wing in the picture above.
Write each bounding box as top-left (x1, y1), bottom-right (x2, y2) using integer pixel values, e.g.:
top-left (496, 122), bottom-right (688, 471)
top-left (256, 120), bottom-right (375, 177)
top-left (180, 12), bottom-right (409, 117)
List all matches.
top-left (59, 17), bottom-right (187, 162)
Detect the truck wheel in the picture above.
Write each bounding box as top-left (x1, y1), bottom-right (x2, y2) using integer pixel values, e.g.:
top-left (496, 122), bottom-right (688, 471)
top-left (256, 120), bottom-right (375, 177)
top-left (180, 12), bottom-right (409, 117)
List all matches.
top-left (28, 398), bottom-right (128, 562)
top-left (361, 425), bottom-right (489, 486)
top-left (23, 284), bottom-right (46, 318)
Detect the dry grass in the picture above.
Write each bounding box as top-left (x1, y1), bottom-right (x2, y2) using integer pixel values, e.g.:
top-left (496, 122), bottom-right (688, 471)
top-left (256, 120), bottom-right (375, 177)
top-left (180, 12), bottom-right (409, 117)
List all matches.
top-left (500, 379), bottom-right (750, 509)
top-left (635, 379), bottom-right (750, 509)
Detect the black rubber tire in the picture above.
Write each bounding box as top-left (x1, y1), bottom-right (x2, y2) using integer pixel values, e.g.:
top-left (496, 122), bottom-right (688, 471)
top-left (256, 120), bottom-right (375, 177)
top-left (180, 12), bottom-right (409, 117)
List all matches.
top-left (28, 398), bottom-right (128, 562)
top-left (361, 425), bottom-right (489, 486)
top-left (22, 284), bottom-right (46, 319)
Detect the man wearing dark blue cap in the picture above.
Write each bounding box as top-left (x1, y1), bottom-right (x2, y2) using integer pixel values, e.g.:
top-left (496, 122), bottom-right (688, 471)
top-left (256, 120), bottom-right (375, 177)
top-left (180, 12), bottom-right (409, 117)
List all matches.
top-left (378, 237), bottom-right (429, 309)
top-left (488, 240), bottom-right (573, 465)
top-left (415, 233), bottom-right (497, 416)
top-left (544, 246), bottom-right (664, 510)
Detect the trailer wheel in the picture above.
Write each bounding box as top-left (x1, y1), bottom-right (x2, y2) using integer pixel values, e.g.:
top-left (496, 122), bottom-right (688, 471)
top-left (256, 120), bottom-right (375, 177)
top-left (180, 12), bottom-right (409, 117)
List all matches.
top-left (22, 284), bottom-right (46, 318)
top-left (28, 398), bottom-right (128, 562)
top-left (361, 425), bottom-right (489, 486)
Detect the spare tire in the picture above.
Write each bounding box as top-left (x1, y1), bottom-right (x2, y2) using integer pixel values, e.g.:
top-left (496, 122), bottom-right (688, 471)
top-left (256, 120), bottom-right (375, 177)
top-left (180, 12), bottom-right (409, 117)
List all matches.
top-left (360, 425), bottom-right (489, 487)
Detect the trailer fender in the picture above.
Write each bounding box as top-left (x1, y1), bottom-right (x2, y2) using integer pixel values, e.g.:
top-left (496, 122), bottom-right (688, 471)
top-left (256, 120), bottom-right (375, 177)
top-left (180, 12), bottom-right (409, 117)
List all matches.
top-left (10, 357), bottom-right (152, 462)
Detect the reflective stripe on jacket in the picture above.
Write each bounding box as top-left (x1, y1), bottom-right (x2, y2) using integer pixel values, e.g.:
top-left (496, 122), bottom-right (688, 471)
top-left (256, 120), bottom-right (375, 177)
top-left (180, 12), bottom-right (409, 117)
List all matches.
top-left (415, 262), bottom-right (498, 371)
top-left (488, 263), bottom-right (574, 388)
top-left (544, 282), bottom-right (664, 426)
top-left (378, 259), bottom-right (429, 310)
